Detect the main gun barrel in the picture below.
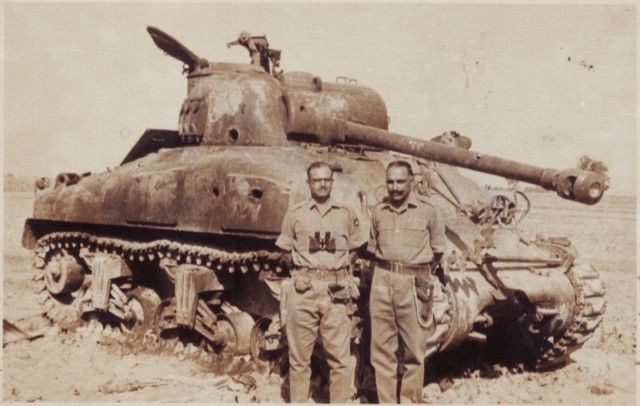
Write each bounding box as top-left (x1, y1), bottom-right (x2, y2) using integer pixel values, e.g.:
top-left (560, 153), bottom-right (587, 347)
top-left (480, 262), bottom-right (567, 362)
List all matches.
top-left (332, 121), bottom-right (605, 205)
top-left (195, 49), bottom-right (608, 205)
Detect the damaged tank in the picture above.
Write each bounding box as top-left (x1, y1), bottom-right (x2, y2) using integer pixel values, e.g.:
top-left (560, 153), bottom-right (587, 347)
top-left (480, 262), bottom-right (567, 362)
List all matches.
top-left (23, 27), bottom-right (606, 381)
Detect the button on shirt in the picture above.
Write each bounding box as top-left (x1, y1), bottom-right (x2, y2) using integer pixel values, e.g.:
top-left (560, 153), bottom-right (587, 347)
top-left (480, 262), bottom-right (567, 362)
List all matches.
top-left (368, 192), bottom-right (446, 264)
top-left (276, 198), bottom-right (365, 270)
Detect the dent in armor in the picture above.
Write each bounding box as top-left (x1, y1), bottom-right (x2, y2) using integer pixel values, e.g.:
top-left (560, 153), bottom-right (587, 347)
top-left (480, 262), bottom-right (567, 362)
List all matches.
top-left (222, 176), bottom-right (261, 224)
top-left (220, 174), bottom-right (289, 233)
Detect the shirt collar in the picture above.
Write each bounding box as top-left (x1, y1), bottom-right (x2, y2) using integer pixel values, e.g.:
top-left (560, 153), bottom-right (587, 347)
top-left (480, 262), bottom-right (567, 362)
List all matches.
top-left (383, 192), bottom-right (418, 213)
top-left (307, 197), bottom-right (339, 214)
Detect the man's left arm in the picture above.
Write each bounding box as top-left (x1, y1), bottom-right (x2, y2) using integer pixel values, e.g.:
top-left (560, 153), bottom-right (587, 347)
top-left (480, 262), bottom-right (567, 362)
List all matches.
top-left (276, 211), bottom-right (296, 268)
top-left (429, 207), bottom-right (447, 268)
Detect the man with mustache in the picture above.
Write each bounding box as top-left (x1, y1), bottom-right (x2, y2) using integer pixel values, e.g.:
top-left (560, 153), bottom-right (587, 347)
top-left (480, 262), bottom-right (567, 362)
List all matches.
top-left (368, 160), bottom-right (446, 403)
top-left (276, 161), bottom-right (365, 403)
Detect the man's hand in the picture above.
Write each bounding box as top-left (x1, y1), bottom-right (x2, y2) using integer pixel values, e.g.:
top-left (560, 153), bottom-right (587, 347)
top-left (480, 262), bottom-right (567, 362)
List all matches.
top-left (431, 252), bottom-right (444, 273)
top-left (281, 252), bottom-right (293, 269)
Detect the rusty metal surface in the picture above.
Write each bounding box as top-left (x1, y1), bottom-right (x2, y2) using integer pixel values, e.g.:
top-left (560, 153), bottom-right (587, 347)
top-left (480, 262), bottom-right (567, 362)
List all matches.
top-left (29, 144), bottom-right (380, 241)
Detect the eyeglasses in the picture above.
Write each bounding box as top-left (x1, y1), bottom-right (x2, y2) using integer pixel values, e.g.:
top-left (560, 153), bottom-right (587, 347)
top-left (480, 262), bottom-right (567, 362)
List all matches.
top-left (309, 178), bottom-right (333, 184)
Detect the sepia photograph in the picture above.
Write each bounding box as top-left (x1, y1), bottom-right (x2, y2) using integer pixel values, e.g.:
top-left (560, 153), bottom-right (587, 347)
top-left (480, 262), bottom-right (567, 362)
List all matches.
top-left (3, 2), bottom-right (636, 404)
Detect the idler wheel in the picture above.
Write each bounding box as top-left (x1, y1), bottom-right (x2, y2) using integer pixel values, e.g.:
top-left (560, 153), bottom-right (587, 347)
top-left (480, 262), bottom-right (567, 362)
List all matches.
top-left (34, 249), bottom-right (89, 331)
top-left (121, 287), bottom-right (161, 337)
top-left (43, 250), bottom-right (85, 295)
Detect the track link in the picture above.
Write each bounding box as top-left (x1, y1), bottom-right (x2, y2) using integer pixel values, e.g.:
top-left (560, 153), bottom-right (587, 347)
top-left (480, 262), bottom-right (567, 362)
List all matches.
top-left (32, 231), bottom-right (284, 332)
top-left (33, 231), bottom-right (283, 271)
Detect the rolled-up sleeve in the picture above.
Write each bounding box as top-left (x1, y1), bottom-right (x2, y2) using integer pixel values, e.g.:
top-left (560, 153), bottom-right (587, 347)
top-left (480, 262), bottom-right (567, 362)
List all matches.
top-left (275, 211), bottom-right (295, 251)
top-left (428, 207), bottom-right (446, 253)
top-left (347, 209), bottom-right (367, 250)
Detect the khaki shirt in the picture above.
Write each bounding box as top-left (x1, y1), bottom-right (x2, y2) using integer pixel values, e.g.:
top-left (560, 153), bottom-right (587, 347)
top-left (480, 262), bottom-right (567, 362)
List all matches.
top-left (368, 192), bottom-right (446, 264)
top-left (276, 198), bottom-right (365, 270)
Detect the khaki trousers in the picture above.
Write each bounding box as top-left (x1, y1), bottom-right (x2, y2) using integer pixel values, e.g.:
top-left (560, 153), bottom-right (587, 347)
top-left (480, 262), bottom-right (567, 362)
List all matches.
top-left (369, 267), bottom-right (429, 404)
top-left (285, 278), bottom-right (352, 403)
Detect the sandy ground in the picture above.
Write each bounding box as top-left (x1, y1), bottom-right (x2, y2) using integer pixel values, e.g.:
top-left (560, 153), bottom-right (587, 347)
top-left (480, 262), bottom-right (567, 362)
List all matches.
top-left (3, 191), bottom-right (636, 403)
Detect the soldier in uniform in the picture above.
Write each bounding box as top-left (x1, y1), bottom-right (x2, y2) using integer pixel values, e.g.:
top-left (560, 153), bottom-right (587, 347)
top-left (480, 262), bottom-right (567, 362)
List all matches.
top-left (276, 161), bottom-right (365, 403)
top-left (368, 160), bottom-right (446, 403)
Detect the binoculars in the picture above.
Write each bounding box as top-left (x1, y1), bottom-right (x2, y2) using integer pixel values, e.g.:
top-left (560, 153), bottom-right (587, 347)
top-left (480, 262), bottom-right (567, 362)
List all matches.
top-left (309, 231), bottom-right (336, 253)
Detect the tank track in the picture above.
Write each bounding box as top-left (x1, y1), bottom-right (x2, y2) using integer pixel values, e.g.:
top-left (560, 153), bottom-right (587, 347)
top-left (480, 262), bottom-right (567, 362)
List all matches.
top-left (533, 262), bottom-right (606, 370)
top-left (32, 231), bottom-right (285, 344)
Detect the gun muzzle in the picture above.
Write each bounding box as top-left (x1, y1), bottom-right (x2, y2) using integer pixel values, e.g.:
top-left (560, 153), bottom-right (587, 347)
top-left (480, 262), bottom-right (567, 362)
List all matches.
top-left (551, 169), bottom-right (605, 205)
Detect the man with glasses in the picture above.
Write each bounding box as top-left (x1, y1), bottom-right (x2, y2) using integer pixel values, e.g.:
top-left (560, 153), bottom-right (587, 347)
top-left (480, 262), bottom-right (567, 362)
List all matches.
top-left (276, 161), bottom-right (365, 403)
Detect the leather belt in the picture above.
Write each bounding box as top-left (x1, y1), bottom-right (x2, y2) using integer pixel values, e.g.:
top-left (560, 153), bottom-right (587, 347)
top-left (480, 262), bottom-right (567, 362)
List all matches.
top-left (293, 267), bottom-right (349, 281)
top-left (376, 260), bottom-right (430, 275)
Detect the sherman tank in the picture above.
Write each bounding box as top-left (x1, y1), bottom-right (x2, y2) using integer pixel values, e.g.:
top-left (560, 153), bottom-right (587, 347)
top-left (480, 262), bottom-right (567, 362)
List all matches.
top-left (23, 27), bottom-right (606, 387)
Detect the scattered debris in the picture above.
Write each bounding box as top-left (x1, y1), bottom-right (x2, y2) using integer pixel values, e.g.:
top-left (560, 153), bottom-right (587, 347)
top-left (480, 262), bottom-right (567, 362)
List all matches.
top-left (3, 319), bottom-right (45, 347)
top-left (98, 379), bottom-right (168, 394)
top-left (589, 383), bottom-right (614, 395)
top-left (98, 375), bottom-right (229, 394)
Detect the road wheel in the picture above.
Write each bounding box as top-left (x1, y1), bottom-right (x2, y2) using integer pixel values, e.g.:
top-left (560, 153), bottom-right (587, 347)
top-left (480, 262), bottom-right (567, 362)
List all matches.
top-left (121, 287), bottom-right (161, 337)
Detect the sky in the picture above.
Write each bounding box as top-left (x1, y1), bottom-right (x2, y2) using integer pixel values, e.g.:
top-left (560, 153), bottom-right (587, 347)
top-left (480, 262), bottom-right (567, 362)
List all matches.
top-left (3, 2), bottom-right (637, 196)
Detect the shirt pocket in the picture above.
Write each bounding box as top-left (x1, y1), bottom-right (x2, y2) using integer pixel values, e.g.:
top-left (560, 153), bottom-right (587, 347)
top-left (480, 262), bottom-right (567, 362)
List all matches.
top-left (402, 218), bottom-right (428, 248)
top-left (293, 220), bottom-right (314, 252)
top-left (376, 217), bottom-right (396, 251)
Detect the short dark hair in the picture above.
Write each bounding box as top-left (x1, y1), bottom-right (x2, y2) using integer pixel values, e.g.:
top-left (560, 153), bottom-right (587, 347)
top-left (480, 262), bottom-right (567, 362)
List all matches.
top-left (307, 161), bottom-right (333, 178)
top-left (386, 160), bottom-right (414, 176)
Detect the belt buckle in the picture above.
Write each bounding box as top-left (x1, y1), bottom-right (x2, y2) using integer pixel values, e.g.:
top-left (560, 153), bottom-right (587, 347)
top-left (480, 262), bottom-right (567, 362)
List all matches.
top-left (314, 267), bottom-right (331, 279)
top-left (391, 262), bottom-right (401, 273)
